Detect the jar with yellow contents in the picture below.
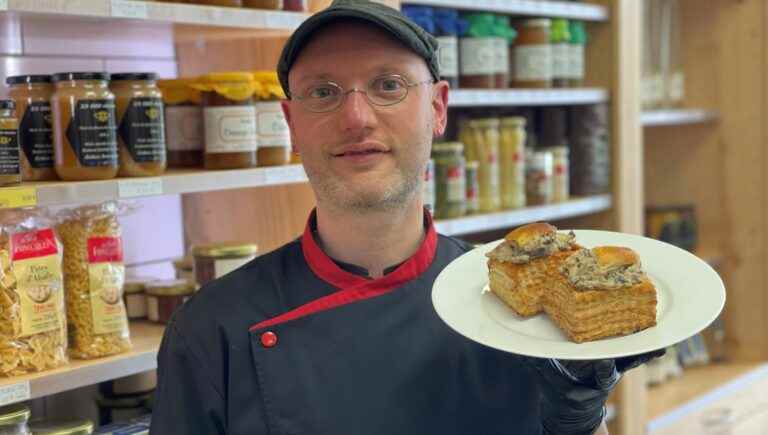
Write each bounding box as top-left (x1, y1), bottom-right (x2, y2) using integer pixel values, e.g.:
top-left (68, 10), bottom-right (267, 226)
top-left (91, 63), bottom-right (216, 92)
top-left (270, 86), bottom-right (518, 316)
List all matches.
top-left (460, 118), bottom-right (501, 213)
top-left (431, 142), bottom-right (466, 219)
top-left (6, 75), bottom-right (57, 181)
top-left (499, 116), bottom-right (527, 209)
top-left (0, 100), bottom-right (21, 186)
top-left (253, 71), bottom-right (291, 167)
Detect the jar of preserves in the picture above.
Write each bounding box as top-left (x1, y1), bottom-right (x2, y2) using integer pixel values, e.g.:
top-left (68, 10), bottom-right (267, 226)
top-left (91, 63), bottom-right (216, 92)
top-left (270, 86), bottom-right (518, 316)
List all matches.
top-left (123, 277), bottom-right (150, 320)
top-left (193, 73), bottom-right (259, 170)
top-left (243, 0), bottom-right (282, 8)
top-left (568, 21), bottom-right (587, 87)
top-left (459, 13), bottom-right (497, 89)
top-left (158, 78), bottom-right (204, 168)
top-left (431, 142), bottom-right (466, 219)
top-left (28, 419), bottom-right (94, 435)
top-left (253, 71), bottom-right (291, 166)
top-left (173, 255), bottom-right (196, 286)
top-left (551, 146), bottom-right (570, 202)
top-left (499, 116), bottom-right (526, 209)
top-left (461, 118), bottom-right (501, 213)
top-left (465, 160), bottom-right (479, 214)
top-left (512, 19), bottom-right (553, 88)
top-left (0, 404), bottom-right (30, 435)
top-left (145, 279), bottom-right (195, 324)
top-left (283, 0), bottom-right (307, 11)
top-left (0, 100), bottom-right (21, 186)
top-left (110, 72), bottom-right (167, 177)
top-left (526, 149), bottom-right (553, 205)
top-left (193, 242), bottom-right (258, 286)
top-left (434, 8), bottom-right (461, 89)
top-left (51, 72), bottom-right (118, 181)
top-left (492, 15), bottom-right (515, 89)
top-left (5, 75), bottom-right (57, 181)
top-left (551, 19), bottom-right (572, 88)
top-left (423, 158), bottom-right (435, 214)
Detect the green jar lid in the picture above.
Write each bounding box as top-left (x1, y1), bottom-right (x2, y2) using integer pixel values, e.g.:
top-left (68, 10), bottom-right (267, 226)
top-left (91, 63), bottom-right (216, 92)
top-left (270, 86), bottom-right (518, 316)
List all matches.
top-left (551, 18), bottom-right (571, 43)
top-left (29, 419), bottom-right (94, 435)
top-left (569, 21), bottom-right (588, 45)
top-left (0, 404), bottom-right (30, 425)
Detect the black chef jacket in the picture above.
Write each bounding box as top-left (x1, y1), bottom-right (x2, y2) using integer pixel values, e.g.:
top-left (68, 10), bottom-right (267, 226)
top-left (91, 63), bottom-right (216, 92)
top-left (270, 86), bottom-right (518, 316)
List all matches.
top-left (151, 212), bottom-right (542, 434)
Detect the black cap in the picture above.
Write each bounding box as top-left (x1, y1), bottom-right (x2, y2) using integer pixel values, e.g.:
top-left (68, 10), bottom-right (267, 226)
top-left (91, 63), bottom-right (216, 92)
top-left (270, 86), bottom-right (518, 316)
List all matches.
top-left (51, 72), bottom-right (109, 82)
top-left (5, 75), bottom-right (52, 85)
top-left (110, 72), bottom-right (158, 81)
top-left (277, 0), bottom-right (439, 98)
top-left (0, 100), bottom-right (15, 110)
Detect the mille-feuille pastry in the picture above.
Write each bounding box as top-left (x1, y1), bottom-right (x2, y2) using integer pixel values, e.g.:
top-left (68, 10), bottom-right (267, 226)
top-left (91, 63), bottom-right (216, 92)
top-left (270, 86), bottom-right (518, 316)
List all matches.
top-left (545, 246), bottom-right (658, 343)
top-left (486, 223), bottom-right (580, 317)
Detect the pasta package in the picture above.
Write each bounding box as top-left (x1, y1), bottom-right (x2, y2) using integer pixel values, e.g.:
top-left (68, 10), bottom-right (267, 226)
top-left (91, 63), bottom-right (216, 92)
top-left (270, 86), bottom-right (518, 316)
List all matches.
top-left (57, 201), bottom-right (131, 359)
top-left (0, 208), bottom-right (68, 377)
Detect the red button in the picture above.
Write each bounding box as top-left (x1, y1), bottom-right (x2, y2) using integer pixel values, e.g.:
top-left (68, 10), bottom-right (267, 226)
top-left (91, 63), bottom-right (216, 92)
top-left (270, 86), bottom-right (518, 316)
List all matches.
top-left (261, 331), bottom-right (278, 348)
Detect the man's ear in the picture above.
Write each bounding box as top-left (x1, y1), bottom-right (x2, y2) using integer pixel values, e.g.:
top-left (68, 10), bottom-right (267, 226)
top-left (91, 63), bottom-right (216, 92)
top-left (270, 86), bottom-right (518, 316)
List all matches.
top-left (431, 80), bottom-right (450, 138)
top-left (281, 100), bottom-right (299, 155)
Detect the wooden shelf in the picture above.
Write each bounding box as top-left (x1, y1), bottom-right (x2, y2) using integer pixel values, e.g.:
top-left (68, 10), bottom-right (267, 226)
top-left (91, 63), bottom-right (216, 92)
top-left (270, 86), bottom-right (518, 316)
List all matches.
top-left (0, 0), bottom-right (308, 30)
top-left (0, 322), bottom-right (164, 406)
top-left (641, 109), bottom-right (718, 127)
top-left (449, 88), bottom-right (608, 108)
top-left (434, 195), bottom-right (612, 236)
top-left (404, 0), bottom-right (609, 21)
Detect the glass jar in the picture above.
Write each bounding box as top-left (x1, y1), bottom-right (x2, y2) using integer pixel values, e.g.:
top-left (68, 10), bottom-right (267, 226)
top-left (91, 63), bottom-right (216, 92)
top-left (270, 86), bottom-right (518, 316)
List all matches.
top-left (460, 13), bottom-right (497, 89)
top-left (194, 73), bottom-right (258, 170)
top-left (568, 21), bottom-right (587, 87)
top-left (173, 255), bottom-right (196, 286)
top-left (0, 404), bottom-right (30, 435)
top-left (512, 19), bottom-right (553, 88)
top-left (499, 116), bottom-right (527, 209)
top-left (158, 78), bottom-right (204, 168)
top-left (243, 0), bottom-right (282, 8)
top-left (283, 0), bottom-right (307, 11)
top-left (193, 242), bottom-right (258, 286)
top-left (253, 71), bottom-right (291, 167)
top-left (551, 146), bottom-right (570, 202)
top-left (526, 150), bottom-right (553, 205)
top-left (123, 277), bottom-right (150, 320)
top-left (5, 75), bottom-right (57, 181)
top-left (465, 160), bottom-right (479, 214)
top-left (431, 142), bottom-right (466, 219)
top-left (51, 72), bottom-right (118, 181)
top-left (0, 100), bottom-right (21, 187)
top-left (461, 118), bottom-right (501, 213)
top-left (423, 158), bottom-right (435, 214)
top-left (433, 8), bottom-right (461, 89)
top-left (28, 419), bottom-right (94, 435)
top-left (492, 15), bottom-right (514, 89)
top-left (551, 19), bottom-right (572, 88)
top-left (110, 73), bottom-right (167, 177)
top-left (145, 279), bottom-right (195, 324)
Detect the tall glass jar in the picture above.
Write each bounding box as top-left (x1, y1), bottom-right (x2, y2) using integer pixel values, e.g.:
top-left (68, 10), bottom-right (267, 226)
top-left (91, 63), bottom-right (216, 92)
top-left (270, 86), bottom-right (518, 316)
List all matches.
top-left (431, 142), bottom-right (466, 219)
top-left (499, 116), bottom-right (526, 209)
top-left (460, 13), bottom-right (497, 89)
top-left (0, 100), bottom-right (21, 186)
top-left (551, 146), bottom-right (570, 202)
top-left (526, 149), bottom-right (553, 205)
top-left (465, 160), bottom-right (479, 214)
top-left (461, 118), bottom-right (501, 213)
top-left (0, 404), bottom-right (30, 435)
top-left (6, 75), bottom-right (57, 181)
top-left (253, 71), bottom-right (291, 167)
top-left (158, 78), bottom-right (204, 168)
top-left (512, 19), bottom-right (553, 88)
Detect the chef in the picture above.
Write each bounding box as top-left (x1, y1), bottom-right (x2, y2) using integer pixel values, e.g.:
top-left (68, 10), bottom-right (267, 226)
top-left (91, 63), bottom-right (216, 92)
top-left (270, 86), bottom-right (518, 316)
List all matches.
top-left (151, 1), bottom-right (661, 434)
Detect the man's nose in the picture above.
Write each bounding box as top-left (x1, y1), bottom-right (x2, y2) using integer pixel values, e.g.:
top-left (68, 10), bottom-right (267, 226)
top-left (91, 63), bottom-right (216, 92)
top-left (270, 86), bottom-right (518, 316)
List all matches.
top-left (338, 89), bottom-right (377, 133)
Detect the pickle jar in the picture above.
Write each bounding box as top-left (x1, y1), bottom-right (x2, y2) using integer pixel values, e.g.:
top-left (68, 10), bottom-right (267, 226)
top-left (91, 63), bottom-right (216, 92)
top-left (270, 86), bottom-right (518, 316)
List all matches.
top-left (526, 149), bottom-right (553, 205)
top-left (431, 142), bottom-right (466, 219)
top-left (499, 116), bottom-right (527, 209)
top-left (145, 279), bottom-right (195, 324)
top-left (51, 72), bottom-right (118, 181)
top-left (110, 72), bottom-right (167, 177)
top-left (193, 73), bottom-right (259, 170)
top-left (512, 19), bottom-right (553, 88)
top-left (193, 242), bottom-right (259, 287)
top-left (0, 100), bottom-right (21, 186)
top-left (551, 146), bottom-right (570, 202)
top-left (6, 75), bottom-right (57, 181)
top-left (423, 158), bottom-right (435, 214)
top-left (158, 78), bottom-right (204, 168)
top-left (0, 404), bottom-right (30, 435)
top-left (28, 419), bottom-right (94, 435)
top-left (461, 118), bottom-right (501, 213)
top-left (465, 160), bottom-right (480, 214)
top-left (253, 71), bottom-right (291, 167)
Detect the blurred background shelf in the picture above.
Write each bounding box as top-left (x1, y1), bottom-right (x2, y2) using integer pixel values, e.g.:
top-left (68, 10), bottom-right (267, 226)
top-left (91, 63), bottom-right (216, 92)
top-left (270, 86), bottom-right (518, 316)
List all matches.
top-left (448, 88), bottom-right (609, 108)
top-left (403, 0), bottom-right (609, 21)
top-left (641, 109), bottom-right (718, 127)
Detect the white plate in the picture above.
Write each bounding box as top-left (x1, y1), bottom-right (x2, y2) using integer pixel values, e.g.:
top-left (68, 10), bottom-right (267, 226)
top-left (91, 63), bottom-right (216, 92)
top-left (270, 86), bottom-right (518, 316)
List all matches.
top-left (432, 230), bottom-right (726, 360)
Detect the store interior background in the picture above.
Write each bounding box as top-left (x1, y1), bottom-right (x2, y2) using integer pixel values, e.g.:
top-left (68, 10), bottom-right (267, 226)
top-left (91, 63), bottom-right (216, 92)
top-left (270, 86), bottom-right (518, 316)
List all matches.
top-left (1, 0), bottom-right (767, 433)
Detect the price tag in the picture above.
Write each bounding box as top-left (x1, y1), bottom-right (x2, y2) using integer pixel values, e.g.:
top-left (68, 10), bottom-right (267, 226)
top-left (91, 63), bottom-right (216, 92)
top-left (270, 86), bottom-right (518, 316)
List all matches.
top-left (111, 0), bottom-right (148, 19)
top-left (0, 187), bottom-right (38, 209)
top-left (0, 1), bottom-right (8, 11)
top-left (0, 382), bottom-right (30, 406)
top-left (118, 178), bottom-right (163, 198)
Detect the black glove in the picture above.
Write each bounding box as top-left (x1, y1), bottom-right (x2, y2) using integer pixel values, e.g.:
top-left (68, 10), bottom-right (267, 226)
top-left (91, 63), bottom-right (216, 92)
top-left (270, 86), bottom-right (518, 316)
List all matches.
top-left (523, 349), bottom-right (665, 435)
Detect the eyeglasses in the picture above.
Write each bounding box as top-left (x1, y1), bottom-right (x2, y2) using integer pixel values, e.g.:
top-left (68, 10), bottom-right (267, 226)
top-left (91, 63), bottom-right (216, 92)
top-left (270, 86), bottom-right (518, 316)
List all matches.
top-left (292, 74), bottom-right (434, 113)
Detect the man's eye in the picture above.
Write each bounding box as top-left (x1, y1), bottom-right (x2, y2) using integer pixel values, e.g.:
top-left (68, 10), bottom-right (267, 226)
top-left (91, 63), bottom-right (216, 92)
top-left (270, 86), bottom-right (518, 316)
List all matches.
top-left (375, 78), bottom-right (404, 92)
top-left (308, 86), bottom-right (337, 99)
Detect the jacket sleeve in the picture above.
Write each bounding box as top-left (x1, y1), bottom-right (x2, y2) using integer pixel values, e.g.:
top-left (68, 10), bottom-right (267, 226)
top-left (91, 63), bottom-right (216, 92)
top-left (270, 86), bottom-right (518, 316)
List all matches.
top-left (150, 320), bottom-right (226, 434)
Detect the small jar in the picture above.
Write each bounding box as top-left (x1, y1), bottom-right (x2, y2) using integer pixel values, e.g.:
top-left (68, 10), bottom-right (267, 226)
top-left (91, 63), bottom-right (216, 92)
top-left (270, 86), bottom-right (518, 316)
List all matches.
top-left (551, 19), bottom-right (572, 88)
top-left (158, 78), bottom-right (204, 168)
top-left (123, 277), bottom-right (149, 320)
top-left (111, 72), bottom-right (167, 177)
top-left (433, 8), bottom-right (461, 89)
top-left (526, 150), bottom-right (553, 205)
top-left (173, 255), bottom-right (196, 286)
top-left (465, 160), bottom-right (479, 214)
top-left (423, 158), bottom-right (435, 214)
top-left (0, 100), bottom-right (21, 186)
top-left (193, 242), bottom-right (258, 286)
top-left (145, 279), bottom-right (195, 324)
top-left (431, 142), bottom-right (466, 219)
top-left (568, 21), bottom-right (587, 87)
top-left (6, 75), bottom-right (57, 181)
top-left (283, 0), bottom-right (306, 11)
top-left (499, 116), bottom-right (527, 209)
top-left (51, 72), bottom-right (118, 181)
top-left (254, 98), bottom-right (290, 166)
top-left (0, 404), bottom-right (30, 435)
top-left (460, 13), bottom-right (497, 89)
top-left (243, 0), bottom-right (282, 8)
top-left (512, 19), bottom-right (553, 88)
top-left (550, 146), bottom-right (570, 202)
top-left (492, 15), bottom-right (513, 89)
top-left (194, 73), bottom-right (258, 170)
top-left (28, 419), bottom-right (94, 435)
top-left (461, 118), bottom-right (501, 213)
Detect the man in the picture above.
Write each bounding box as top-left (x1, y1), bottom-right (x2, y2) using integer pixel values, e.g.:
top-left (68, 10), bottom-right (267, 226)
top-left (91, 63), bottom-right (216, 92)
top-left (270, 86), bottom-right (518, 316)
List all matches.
top-left (151, 1), bottom-right (660, 434)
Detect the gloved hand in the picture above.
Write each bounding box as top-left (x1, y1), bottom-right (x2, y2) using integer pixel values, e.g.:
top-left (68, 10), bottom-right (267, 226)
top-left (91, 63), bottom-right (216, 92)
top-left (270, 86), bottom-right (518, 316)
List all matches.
top-left (523, 349), bottom-right (665, 435)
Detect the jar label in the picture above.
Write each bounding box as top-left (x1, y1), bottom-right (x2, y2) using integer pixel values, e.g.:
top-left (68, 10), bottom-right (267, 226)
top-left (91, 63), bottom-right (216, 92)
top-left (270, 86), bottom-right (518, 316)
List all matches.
top-left (10, 228), bottom-right (65, 337)
top-left (118, 97), bottom-right (166, 163)
top-left (166, 106), bottom-right (203, 152)
top-left (493, 37), bottom-right (509, 75)
top-left (446, 166), bottom-right (466, 202)
top-left (19, 102), bottom-right (54, 169)
top-left (214, 256), bottom-right (255, 279)
top-left (66, 99), bottom-right (118, 167)
top-left (568, 44), bottom-right (585, 80)
top-left (514, 44), bottom-right (552, 81)
top-left (87, 236), bottom-right (127, 335)
top-left (0, 129), bottom-right (20, 176)
top-left (437, 36), bottom-right (459, 78)
top-left (423, 159), bottom-right (435, 213)
top-left (255, 102), bottom-right (290, 148)
top-left (204, 106), bottom-right (257, 153)
top-left (460, 38), bottom-right (497, 75)
top-left (552, 43), bottom-right (570, 79)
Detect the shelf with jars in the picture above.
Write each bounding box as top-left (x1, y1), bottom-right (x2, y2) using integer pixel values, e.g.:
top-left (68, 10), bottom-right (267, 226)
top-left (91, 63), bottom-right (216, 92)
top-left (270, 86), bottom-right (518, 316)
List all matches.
top-left (403, 0), bottom-right (609, 21)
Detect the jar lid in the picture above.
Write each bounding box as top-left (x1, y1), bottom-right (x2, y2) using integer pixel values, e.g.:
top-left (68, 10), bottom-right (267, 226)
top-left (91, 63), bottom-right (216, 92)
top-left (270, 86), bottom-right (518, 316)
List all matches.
top-left (0, 404), bottom-right (30, 425)
top-left (253, 71), bottom-right (286, 100)
top-left (110, 72), bottom-right (158, 82)
top-left (501, 116), bottom-right (526, 127)
top-left (5, 74), bottom-right (52, 85)
top-left (123, 277), bottom-right (155, 294)
top-left (201, 72), bottom-right (256, 83)
top-left (28, 419), bottom-right (94, 435)
top-left (158, 78), bottom-right (202, 105)
top-left (0, 100), bottom-right (15, 110)
top-left (468, 118), bottom-right (500, 128)
top-left (51, 72), bottom-right (109, 82)
top-left (192, 242), bottom-right (259, 258)
top-left (522, 18), bottom-right (552, 28)
top-left (145, 279), bottom-right (196, 296)
top-left (173, 255), bottom-right (194, 270)
top-left (465, 160), bottom-right (480, 169)
top-left (192, 72), bottom-right (259, 101)
top-left (432, 142), bottom-right (464, 153)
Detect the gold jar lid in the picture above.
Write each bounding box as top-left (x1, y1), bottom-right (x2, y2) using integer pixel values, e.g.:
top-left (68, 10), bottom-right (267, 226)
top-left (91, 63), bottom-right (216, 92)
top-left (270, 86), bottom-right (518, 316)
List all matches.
top-left (192, 72), bottom-right (259, 101)
top-left (501, 116), bottom-right (526, 127)
top-left (145, 279), bottom-right (195, 297)
top-left (158, 77), bottom-right (201, 105)
top-left (432, 142), bottom-right (464, 153)
top-left (173, 255), bottom-right (194, 271)
top-left (468, 118), bottom-right (500, 128)
top-left (123, 277), bottom-right (154, 294)
top-left (0, 404), bottom-right (30, 425)
top-left (28, 419), bottom-right (94, 435)
top-left (192, 242), bottom-right (258, 259)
